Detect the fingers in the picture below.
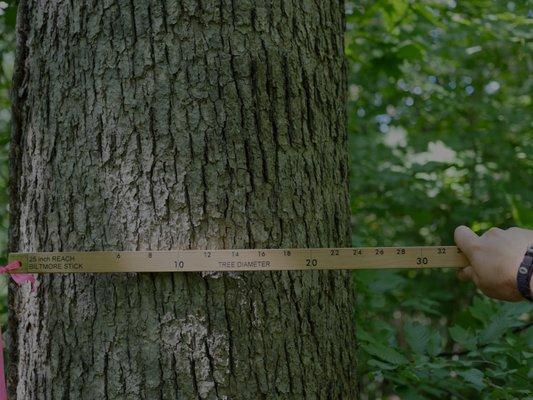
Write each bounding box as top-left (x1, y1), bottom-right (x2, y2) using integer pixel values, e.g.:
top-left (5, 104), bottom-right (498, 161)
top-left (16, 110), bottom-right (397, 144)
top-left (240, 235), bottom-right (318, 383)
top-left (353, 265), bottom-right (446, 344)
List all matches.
top-left (457, 266), bottom-right (474, 281)
top-left (454, 226), bottom-right (479, 259)
top-left (457, 266), bottom-right (481, 287)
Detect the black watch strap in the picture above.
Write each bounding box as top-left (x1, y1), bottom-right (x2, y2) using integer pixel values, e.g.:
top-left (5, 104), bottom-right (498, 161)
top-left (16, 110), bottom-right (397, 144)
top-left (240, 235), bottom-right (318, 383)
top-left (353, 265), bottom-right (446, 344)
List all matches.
top-left (517, 245), bottom-right (533, 302)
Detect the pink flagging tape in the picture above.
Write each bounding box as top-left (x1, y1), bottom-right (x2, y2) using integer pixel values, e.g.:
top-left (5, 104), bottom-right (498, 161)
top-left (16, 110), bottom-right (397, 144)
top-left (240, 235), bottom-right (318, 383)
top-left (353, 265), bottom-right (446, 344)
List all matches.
top-left (0, 261), bottom-right (36, 400)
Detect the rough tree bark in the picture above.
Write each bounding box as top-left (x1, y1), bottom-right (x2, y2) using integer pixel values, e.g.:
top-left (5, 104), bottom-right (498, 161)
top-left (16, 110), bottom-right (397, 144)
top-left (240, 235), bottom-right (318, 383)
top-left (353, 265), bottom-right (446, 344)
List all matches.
top-left (9, 0), bottom-right (357, 399)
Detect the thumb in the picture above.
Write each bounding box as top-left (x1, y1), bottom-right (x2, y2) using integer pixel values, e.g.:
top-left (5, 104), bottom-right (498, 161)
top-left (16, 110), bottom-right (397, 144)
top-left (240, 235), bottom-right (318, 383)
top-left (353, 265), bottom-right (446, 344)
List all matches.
top-left (454, 226), bottom-right (479, 260)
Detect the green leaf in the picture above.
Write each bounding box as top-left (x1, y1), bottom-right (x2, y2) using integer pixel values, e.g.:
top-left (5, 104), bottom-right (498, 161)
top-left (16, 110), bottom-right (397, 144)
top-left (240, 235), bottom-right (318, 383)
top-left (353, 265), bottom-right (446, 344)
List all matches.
top-left (404, 322), bottom-right (429, 354)
top-left (357, 328), bottom-right (378, 344)
top-left (449, 325), bottom-right (477, 351)
top-left (381, 0), bottom-right (409, 31)
top-left (395, 42), bottom-right (424, 61)
top-left (427, 330), bottom-right (444, 357)
top-left (411, 3), bottom-right (445, 28)
top-left (458, 368), bottom-right (486, 390)
top-left (367, 358), bottom-right (398, 370)
top-left (479, 316), bottom-right (512, 344)
top-left (363, 342), bottom-right (409, 365)
top-left (508, 195), bottom-right (533, 227)
top-left (401, 298), bottom-right (441, 315)
top-left (469, 296), bottom-right (495, 323)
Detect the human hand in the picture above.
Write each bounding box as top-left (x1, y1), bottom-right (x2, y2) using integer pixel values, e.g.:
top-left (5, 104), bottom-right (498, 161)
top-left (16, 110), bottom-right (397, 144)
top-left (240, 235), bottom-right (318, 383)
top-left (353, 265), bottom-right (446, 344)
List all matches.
top-left (454, 226), bottom-right (533, 301)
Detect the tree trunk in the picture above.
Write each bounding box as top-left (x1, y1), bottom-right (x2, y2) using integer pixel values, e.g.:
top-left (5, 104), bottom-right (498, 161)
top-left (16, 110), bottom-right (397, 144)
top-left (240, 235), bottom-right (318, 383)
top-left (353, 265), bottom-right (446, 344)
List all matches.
top-left (8, 1), bottom-right (357, 399)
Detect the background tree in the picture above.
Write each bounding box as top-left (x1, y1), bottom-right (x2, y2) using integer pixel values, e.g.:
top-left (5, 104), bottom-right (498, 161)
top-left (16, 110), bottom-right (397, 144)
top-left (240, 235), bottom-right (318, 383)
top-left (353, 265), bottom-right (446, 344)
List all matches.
top-left (6, 1), bottom-right (357, 399)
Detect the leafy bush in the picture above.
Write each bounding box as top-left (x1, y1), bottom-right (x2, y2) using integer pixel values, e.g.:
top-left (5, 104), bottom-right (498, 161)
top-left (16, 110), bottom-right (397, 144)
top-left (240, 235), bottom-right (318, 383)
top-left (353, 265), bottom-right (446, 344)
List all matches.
top-left (0, 0), bottom-right (16, 326)
top-left (347, 1), bottom-right (532, 398)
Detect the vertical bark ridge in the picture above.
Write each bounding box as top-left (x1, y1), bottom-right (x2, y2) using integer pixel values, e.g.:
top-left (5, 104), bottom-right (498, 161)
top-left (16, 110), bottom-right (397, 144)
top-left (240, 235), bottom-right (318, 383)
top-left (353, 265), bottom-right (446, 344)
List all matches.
top-left (10, 0), bottom-right (357, 399)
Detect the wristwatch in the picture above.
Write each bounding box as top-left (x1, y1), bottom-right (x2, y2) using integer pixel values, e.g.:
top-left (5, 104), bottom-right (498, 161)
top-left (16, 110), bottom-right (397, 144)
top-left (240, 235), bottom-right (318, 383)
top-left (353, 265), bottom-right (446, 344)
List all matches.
top-left (517, 245), bottom-right (533, 301)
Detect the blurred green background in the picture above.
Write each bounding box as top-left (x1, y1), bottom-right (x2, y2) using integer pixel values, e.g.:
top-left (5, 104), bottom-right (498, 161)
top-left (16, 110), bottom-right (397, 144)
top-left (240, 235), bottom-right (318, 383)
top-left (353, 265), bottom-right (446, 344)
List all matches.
top-left (347, 1), bottom-right (532, 398)
top-left (0, 1), bottom-right (532, 399)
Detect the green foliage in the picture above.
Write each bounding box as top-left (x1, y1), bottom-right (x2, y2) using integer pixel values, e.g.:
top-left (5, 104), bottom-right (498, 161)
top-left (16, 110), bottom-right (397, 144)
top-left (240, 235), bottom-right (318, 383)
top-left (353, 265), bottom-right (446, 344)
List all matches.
top-left (356, 267), bottom-right (532, 398)
top-left (0, 0), bottom-right (16, 325)
top-left (346, 0), bottom-right (532, 398)
top-left (0, 0), bottom-right (15, 264)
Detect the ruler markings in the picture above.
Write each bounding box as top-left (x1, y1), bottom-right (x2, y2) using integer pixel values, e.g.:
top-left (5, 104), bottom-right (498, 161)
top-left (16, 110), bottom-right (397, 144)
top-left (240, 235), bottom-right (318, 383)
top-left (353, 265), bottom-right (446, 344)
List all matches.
top-left (7, 246), bottom-right (469, 273)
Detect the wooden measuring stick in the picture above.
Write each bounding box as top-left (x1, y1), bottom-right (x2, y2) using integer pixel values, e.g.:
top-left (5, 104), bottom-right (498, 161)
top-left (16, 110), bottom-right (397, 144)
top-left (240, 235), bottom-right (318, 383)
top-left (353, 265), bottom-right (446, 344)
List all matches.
top-left (8, 246), bottom-right (468, 273)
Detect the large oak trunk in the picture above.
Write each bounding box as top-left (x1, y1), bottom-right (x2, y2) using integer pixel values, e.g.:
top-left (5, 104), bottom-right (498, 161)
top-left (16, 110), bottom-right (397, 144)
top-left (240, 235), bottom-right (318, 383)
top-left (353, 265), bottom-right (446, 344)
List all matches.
top-left (9, 1), bottom-right (357, 398)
